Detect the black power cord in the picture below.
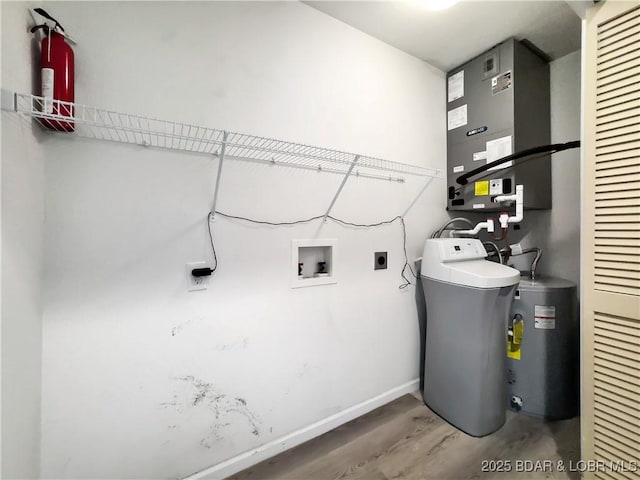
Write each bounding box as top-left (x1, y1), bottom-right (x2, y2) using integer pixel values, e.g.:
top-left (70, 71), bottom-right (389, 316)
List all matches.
top-left (189, 212), bottom-right (219, 278)
top-left (205, 210), bottom-right (417, 290)
top-left (207, 211), bottom-right (218, 272)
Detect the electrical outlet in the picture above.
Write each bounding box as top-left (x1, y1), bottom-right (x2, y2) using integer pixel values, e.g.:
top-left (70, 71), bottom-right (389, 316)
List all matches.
top-left (186, 261), bottom-right (209, 292)
top-left (374, 252), bottom-right (387, 270)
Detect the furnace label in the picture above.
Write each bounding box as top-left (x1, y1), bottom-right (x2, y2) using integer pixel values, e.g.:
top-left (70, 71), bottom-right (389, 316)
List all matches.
top-left (492, 70), bottom-right (512, 95)
top-left (448, 70), bottom-right (464, 102)
top-left (473, 151), bottom-right (487, 162)
top-left (486, 136), bottom-right (513, 171)
top-left (447, 104), bottom-right (468, 130)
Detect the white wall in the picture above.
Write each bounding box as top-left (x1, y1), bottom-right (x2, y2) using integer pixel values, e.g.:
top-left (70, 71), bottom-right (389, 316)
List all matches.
top-left (1, 2), bottom-right (45, 478)
top-left (506, 50), bottom-right (581, 289)
top-left (39, 2), bottom-right (447, 479)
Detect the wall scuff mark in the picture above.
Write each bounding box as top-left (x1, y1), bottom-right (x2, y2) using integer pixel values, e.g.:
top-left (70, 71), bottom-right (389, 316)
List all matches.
top-left (164, 376), bottom-right (262, 447)
top-left (170, 318), bottom-right (199, 337)
top-left (212, 338), bottom-right (249, 351)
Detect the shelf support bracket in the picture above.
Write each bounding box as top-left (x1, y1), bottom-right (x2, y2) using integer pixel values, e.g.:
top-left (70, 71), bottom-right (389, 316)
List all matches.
top-left (210, 131), bottom-right (229, 220)
top-left (1, 89), bottom-right (16, 112)
top-left (323, 155), bottom-right (360, 222)
top-left (402, 176), bottom-right (436, 219)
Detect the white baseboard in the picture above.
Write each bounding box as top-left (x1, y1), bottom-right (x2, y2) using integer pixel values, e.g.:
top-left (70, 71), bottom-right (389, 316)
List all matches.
top-left (184, 379), bottom-right (420, 480)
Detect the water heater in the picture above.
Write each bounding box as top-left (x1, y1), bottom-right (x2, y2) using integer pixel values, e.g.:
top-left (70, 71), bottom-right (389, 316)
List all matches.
top-left (507, 276), bottom-right (579, 419)
top-left (446, 38), bottom-right (551, 212)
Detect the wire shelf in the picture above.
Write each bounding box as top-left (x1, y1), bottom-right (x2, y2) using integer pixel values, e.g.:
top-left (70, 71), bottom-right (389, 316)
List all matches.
top-left (11, 93), bottom-right (443, 182)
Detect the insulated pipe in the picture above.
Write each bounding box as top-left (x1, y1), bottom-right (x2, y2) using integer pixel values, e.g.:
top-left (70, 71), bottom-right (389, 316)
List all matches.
top-left (454, 141), bottom-right (580, 186)
top-left (431, 217), bottom-right (476, 238)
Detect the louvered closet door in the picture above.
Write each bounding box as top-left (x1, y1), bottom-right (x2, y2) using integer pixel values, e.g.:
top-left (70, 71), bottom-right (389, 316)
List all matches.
top-left (583, 2), bottom-right (640, 479)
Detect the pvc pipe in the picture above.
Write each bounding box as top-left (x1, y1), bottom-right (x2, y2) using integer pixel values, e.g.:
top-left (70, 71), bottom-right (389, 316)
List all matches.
top-left (508, 185), bottom-right (524, 224)
top-left (493, 194), bottom-right (516, 203)
top-left (454, 185), bottom-right (523, 236)
top-left (494, 185), bottom-right (524, 224)
top-left (452, 220), bottom-right (493, 236)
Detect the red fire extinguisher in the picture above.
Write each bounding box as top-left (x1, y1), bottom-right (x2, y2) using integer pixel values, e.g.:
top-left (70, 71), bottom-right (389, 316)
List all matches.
top-left (31, 8), bottom-right (75, 132)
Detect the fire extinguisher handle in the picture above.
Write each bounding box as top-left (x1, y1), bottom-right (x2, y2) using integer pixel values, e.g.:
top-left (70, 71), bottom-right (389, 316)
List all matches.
top-left (30, 24), bottom-right (48, 34)
top-left (34, 8), bottom-right (65, 32)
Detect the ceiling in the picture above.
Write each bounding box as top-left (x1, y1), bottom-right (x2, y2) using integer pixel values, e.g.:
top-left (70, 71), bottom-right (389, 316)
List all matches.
top-left (305, 1), bottom-right (582, 71)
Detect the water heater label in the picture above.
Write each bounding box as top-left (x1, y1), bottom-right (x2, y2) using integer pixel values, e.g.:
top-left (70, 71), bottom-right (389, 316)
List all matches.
top-left (492, 70), bottom-right (512, 95)
top-left (447, 104), bottom-right (468, 130)
top-left (453, 165), bottom-right (464, 173)
top-left (534, 305), bottom-right (556, 329)
top-left (448, 70), bottom-right (464, 102)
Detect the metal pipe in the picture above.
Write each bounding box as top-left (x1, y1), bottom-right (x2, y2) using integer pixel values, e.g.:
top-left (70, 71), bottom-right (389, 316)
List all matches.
top-left (506, 246), bottom-right (543, 280)
top-left (520, 247), bottom-right (542, 280)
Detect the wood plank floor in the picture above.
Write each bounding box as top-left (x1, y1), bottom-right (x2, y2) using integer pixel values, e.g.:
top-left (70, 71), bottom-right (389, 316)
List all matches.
top-left (231, 393), bottom-right (580, 480)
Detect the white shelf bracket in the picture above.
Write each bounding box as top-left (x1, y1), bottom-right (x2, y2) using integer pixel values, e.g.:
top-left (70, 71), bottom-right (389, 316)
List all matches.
top-left (1, 89), bottom-right (16, 112)
top-left (210, 131), bottom-right (229, 220)
top-left (323, 155), bottom-right (360, 222)
top-left (401, 176), bottom-right (436, 219)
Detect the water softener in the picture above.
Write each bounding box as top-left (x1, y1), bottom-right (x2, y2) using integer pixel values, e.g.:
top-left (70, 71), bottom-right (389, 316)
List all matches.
top-left (421, 238), bottom-right (520, 436)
